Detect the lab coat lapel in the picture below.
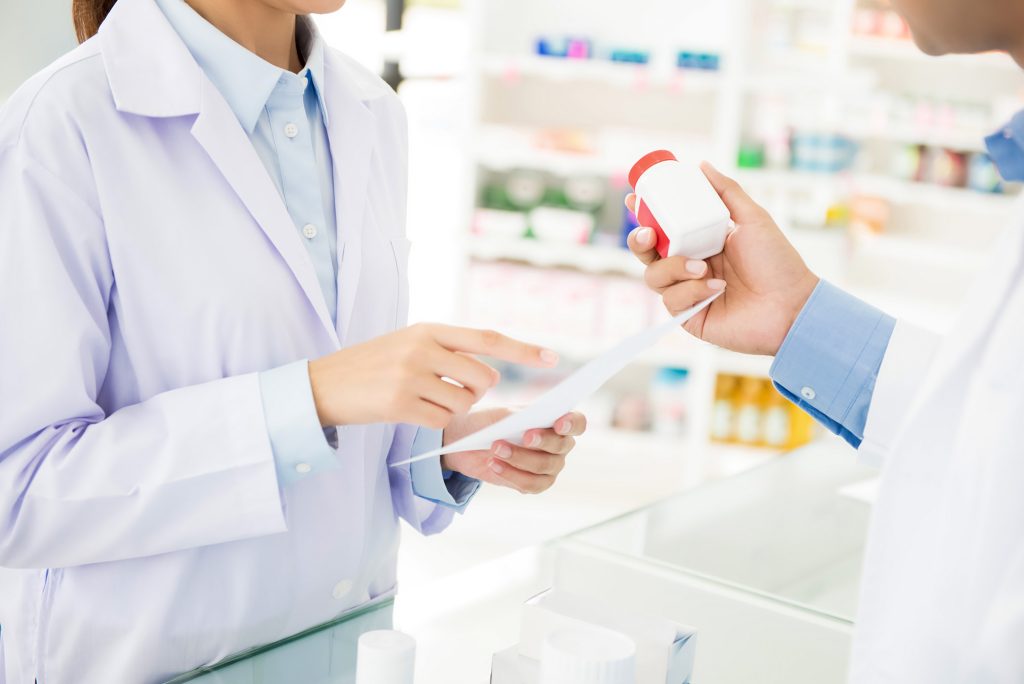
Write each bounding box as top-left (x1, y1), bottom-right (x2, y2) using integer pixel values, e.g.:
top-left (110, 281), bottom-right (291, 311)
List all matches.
top-left (191, 78), bottom-right (341, 347)
top-left (323, 51), bottom-right (377, 346)
top-left (101, 0), bottom-right (339, 345)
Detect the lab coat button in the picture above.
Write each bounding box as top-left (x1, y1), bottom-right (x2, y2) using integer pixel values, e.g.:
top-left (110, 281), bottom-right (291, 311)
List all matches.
top-left (302, 224), bottom-right (318, 239)
top-left (284, 122), bottom-right (299, 139)
top-left (801, 387), bottom-right (817, 401)
top-left (295, 462), bottom-right (312, 475)
top-left (332, 580), bottom-right (353, 599)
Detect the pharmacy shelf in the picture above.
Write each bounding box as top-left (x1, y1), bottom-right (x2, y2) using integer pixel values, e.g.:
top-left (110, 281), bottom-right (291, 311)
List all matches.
top-left (475, 144), bottom-right (624, 178)
top-left (481, 54), bottom-right (722, 92)
top-left (714, 348), bottom-right (774, 378)
top-left (467, 235), bottom-right (644, 276)
top-left (848, 36), bottom-right (1019, 72)
top-left (856, 174), bottom-right (1018, 213)
top-left (484, 327), bottom-right (697, 369)
top-left (838, 121), bottom-right (990, 153)
top-left (736, 168), bottom-right (1018, 214)
top-left (849, 231), bottom-right (987, 272)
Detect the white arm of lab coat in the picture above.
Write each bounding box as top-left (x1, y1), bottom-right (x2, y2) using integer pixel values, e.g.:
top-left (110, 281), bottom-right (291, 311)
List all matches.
top-left (859, 321), bottom-right (942, 467)
top-left (0, 149), bottom-right (286, 569)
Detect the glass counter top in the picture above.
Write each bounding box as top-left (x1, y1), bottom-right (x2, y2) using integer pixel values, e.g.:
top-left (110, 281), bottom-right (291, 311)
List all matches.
top-left (566, 441), bottom-right (876, 622)
top-left (164, 597), bottom-right (395, 684)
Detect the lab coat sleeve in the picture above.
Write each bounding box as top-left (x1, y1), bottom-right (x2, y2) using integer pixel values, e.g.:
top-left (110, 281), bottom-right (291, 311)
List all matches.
top-left (387, 425), bottom-right (462, 535)
top-left (858, 321), bottom-right (942, 467)
top-left (0, 147), bottom-right (288, 569)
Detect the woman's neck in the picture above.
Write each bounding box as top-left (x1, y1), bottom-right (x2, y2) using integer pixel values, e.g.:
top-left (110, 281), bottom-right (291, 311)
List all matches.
top-left (185, 0), bottom-right (302, 72)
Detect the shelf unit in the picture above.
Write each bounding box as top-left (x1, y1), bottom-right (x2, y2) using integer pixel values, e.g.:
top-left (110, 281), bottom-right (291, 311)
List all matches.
top-left (420, 0), bottom-right (1024, 463)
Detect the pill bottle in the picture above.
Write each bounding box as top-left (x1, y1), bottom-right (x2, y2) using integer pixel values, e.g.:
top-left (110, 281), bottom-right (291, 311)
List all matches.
top-left (539, 626), bottom-right (636, 684)
top-left (355, 630), bottom-right (416, 684)
top-left (710, 375), bottom-right (739, 443)
top-left (734, 377), bottom-right (766, 446)
top-left (628, 151), bottom-right (731, 260)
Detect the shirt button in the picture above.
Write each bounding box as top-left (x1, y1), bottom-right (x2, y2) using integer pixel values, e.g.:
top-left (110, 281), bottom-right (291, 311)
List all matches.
top-left (332, 580), bottom-right (353, 599)
top-left (284, 122), bottom-right (299, 139)
top-left (801, 387), bottom-right (817, 401)
top-left (295, 463), bottom-right (312, 475)
top-left (302, 224), bottom-right (318, 239)
top-left (1004, 128), bottom-right (1014, 140)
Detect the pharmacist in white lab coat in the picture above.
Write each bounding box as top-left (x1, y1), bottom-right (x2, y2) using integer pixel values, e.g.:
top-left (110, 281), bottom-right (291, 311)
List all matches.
top-left (627, 2), bottom-right (1024, 680)
top-left (0, 0), bottom-right (587, 681)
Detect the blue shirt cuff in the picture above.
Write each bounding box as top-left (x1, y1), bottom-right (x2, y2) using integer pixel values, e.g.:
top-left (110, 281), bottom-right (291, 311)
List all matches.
top-left (409, 428), bottom-right (480, 513)
top-left (258, 360), bottom-right (339, 486)
top-left (769, 281), bottom-right (895, 448)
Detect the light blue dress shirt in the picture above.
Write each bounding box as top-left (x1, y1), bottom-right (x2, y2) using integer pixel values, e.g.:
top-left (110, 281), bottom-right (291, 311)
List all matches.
top-left (772, 114), bottom-right (1024, 447)
top-left (156, 0), bottom-right (477, 509)
top-left (770, 281), bottom-right (895, 448)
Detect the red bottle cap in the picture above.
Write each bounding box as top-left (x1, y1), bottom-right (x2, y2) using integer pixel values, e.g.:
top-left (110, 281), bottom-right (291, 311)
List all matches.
top-left (628, 150), bottom-right (678, 189)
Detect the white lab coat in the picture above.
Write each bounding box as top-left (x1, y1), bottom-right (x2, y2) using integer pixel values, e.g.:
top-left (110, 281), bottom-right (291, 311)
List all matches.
top-left (0, 0), bottom-right (453, 681)
top-left (851, 199), bottom-right (1024, 681)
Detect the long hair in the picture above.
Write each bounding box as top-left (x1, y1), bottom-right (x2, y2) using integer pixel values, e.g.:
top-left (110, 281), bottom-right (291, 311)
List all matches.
top-left (72, 0), bottom-right (118, 43)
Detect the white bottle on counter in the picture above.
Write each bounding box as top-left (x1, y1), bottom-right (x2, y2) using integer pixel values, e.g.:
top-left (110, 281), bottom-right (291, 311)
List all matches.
top-left (355, 630), bottom-right (416, 684)
top-left (629, 150), bottom-right (732, 260)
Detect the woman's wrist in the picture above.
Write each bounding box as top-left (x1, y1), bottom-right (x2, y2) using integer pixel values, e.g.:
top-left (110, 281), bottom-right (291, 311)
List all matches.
top-left (308, 357), bottom-right (337, 428)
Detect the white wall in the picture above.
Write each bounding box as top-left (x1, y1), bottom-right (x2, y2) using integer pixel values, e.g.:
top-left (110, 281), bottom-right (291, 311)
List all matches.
top-left (0, 0), bottom-right (77, 100)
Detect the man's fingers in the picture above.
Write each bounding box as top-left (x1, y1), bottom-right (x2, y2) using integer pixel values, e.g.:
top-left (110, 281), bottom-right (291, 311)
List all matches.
top-left (627, 227), bottom-right (661, 266)
top-left (700, 161), bottom-right (765, 224)
top-left (661, 279), bottom-right (726, 316)
top-left (428, 325), bottom-right (559, 368)
top-left (624, 193), bottom-right (637, 214)
top-left (644, 256), bottom-right (710, 293)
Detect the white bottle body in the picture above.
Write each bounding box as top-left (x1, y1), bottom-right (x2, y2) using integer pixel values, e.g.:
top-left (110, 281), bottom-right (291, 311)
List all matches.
top-left (356, 630), bottom-right (416, 684)
top-left (634, 159), bottom-right (731, 260)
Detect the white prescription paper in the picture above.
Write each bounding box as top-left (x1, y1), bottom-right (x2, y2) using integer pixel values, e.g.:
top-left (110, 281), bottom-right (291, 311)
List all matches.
top-left (392, 291), bottom-right (723, 467)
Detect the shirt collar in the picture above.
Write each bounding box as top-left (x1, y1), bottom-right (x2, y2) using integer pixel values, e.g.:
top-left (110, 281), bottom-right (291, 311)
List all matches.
top-left (154, 0), bottom-right (329, 134)
top-left (985, 109), bottom-right (1024, 182)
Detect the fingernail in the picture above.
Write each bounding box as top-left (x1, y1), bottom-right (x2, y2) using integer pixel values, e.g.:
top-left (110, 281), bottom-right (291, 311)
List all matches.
top-left (686, 260), bottom-right (707, 276)
top-left (636, 228), bottom-right (654, 245)
top-left (527, 433), bottom-right (541, 448)
top-left (557, 419), bottom-right (572, 435)
top-left (493, 443), bottom-right (512, 459)
top-left (540, 349), bottom-right (559, 365)
top-left (708, 279), bottom-right (727, 291)
top-left (489, 460), bottom-right (505, 475)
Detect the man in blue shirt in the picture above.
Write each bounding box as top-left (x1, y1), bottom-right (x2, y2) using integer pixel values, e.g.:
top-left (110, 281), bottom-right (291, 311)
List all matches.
top-left (626, 2), bottom-right (1024, 680)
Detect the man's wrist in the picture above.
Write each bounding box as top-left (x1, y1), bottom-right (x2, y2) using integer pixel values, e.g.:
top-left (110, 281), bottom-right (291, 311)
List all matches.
top-left (774, 273), bottom-right (821, 356)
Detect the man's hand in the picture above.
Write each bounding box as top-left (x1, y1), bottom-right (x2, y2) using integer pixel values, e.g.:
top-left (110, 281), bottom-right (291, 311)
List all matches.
top-left (627, 162), bottom-right (820, 356)
top-left (441, 408), bottom-right (587, 494)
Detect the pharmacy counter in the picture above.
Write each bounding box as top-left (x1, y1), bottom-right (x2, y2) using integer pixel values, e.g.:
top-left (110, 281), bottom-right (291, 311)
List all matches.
top-left (165, 442), bottom-right (875, 684)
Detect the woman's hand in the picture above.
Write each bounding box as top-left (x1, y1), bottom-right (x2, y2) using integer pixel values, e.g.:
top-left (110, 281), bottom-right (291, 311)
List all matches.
top-left (626, 162), bottom-right (820, 356)
top-left (441, 408), bottom-right (587, 494)
top-left (308, 324), bottom-right (559, 429)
